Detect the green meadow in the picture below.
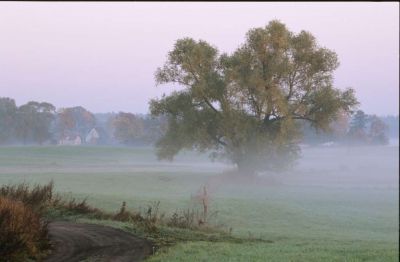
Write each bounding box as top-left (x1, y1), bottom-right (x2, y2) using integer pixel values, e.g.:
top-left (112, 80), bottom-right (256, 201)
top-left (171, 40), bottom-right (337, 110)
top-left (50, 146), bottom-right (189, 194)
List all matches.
top-left (0, 145), bottom-right (398, 261)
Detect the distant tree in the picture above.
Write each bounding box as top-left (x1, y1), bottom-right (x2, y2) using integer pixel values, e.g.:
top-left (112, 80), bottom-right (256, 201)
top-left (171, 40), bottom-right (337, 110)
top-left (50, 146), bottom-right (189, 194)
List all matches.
top-left (15, 101), bottom-right (55, 144)
top-left (150, 20), bottom-right (358, 174)
top-left (348, 110), bottom-right (369, 143)
top-left (380, 115), bottom-right (399, 138)
top-left (141, 115), bottom-right (168, 144)
top-left (58, 109), bottom-right (75, 132)
top-left (350, 110), bottom-right (368, 130)
top-left (104, 114), bottom-right (118, 144)
top-left (93, 113), bottom-right (117, 144)
top-left (368, 115), bottom-right (388, 145)
top-left (56, 106), bottom-right (96, 140)
top-left (303, 109), bottom-right (351, 145)
top-left (0, 97), bottom-right (18, 144)
top-left (112, 112), bottom-right (144, 145)
top-left (347, 111), bottom-right (389, 145)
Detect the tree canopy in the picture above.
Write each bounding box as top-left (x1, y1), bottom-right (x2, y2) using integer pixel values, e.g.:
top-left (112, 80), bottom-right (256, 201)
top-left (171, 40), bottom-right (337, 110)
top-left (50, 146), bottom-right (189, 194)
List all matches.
top-left (111, 112), bottom-right (144, 145)
top-left (15, 101), bottom-right (55, 145)
top-left (150, 20), bottom-right (358, 173)
top-left (348, 110), bottom-right (388, 145)
top-left (55, 106), bottom-right (96, 140)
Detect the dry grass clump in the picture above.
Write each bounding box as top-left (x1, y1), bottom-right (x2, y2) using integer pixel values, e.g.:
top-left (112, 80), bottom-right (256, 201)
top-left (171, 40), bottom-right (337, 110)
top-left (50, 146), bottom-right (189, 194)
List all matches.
top-left (0, 182), bottom-right (53, 261)
top-left (0, 182), bottom-right (54, 213)
top-left (0, 196), bottom-right (49, 262)
top-left (111, 200), bottom-right (218, 233)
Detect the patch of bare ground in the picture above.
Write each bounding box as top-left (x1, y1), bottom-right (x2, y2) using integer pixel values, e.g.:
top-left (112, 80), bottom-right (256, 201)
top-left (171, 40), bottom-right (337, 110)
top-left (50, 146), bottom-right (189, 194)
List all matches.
top-left (45, 221), bottom-right (153, 262)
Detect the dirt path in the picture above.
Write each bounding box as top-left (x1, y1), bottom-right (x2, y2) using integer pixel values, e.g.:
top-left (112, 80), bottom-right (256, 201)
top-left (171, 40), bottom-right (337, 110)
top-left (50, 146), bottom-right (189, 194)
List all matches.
top-left (45, 221), bottom-right (153, 262)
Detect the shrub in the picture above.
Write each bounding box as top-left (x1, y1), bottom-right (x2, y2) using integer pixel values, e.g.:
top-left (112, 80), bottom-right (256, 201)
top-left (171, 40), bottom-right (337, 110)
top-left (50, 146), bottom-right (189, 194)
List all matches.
top-left (0, 197), bottom-right (49, 262)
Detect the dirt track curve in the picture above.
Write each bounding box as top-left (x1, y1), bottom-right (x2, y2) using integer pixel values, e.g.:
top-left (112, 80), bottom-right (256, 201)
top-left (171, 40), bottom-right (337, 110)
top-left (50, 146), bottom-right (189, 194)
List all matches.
top-left (45, 221), bottom-right (153, 262)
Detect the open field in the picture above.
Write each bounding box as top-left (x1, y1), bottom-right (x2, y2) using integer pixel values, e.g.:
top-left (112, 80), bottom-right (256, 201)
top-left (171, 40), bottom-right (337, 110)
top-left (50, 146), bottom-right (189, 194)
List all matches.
top-left (0, 145), bottom-right (398, 261)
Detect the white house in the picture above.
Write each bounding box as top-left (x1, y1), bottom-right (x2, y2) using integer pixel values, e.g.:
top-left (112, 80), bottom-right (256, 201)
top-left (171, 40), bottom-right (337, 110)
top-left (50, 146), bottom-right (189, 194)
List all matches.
top-left (85, 128), bottom-right (100, 144)
top-left (59, 135), bottom-right (82, 146)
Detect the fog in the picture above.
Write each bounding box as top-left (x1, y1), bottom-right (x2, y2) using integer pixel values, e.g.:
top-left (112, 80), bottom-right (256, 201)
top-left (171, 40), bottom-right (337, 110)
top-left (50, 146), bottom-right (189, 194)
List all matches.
top-left (0, 144), bottom-right (397, 198)
top-left (0, 142), bottom-right (397, 256)
top-left (194, 144), bottom-right (398, 196)
top-left (285, 145), bottom-right (397, 187)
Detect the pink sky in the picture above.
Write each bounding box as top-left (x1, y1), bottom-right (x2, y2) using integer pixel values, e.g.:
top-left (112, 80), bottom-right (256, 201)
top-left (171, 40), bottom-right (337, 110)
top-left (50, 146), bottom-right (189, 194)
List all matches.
top-left (0, 2), bottom-right (398, 115)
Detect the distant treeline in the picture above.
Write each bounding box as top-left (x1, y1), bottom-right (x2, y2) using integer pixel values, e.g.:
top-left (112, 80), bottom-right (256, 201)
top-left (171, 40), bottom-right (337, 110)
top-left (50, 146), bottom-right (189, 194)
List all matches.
top-left (301, 110), bottom-right (398, 146)
top-left (0, 97), bottom-right (166, 146)
top-left (0, 97), bottom-right (397, 146)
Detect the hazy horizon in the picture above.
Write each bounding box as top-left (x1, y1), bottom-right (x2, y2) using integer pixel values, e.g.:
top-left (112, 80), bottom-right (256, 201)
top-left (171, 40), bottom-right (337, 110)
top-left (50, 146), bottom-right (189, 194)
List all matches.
top-left (0, 2), bottom-right (399, 115)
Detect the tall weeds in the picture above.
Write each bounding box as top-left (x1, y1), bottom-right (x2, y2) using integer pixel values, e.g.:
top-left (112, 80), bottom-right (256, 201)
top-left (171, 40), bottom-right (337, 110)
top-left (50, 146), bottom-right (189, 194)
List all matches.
top-left (0, 182), bottom-right (55, 261)
top-left (0, 181), bottom-right (54, 213)
top-left (0, 197), bottom-right (49, 261)
top-left (0, 181), bottom-right (223, 261)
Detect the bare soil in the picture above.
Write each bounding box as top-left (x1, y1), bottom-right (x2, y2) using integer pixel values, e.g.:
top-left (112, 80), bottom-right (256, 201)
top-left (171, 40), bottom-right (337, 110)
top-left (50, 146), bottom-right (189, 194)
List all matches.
top-left (44, 221), bottom-right (153, 262)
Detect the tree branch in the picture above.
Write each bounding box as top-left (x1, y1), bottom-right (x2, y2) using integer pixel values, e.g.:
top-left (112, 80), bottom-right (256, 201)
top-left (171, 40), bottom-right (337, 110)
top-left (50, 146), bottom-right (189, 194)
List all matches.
top-left (214, 136), bottom-right (227, 146)
top-left (292, 114), bottom-right (316, 123)
top-left (185, 58), bottom-right (221, 115)
top-left (203, 98), bottom-right (219, 114)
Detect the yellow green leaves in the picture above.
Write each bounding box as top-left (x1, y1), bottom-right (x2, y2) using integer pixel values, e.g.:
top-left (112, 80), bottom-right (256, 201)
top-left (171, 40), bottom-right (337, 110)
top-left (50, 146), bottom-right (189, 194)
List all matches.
top-left (151, 20), bottom-right (358, 173)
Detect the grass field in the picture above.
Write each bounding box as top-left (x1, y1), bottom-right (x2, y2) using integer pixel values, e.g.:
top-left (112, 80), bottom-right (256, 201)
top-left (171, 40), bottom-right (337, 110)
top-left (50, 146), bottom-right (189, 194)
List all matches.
top-left (0, 145), bottom-right (398, 261)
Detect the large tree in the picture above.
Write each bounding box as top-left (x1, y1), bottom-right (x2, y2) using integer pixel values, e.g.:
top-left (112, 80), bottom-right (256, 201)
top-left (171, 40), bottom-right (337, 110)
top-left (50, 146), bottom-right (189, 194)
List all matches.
top-left (150, 21), bottom-right (358, 173)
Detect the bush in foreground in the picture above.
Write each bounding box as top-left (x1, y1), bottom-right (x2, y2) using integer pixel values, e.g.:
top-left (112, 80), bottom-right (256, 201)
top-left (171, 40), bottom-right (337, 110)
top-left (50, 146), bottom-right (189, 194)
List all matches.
top-left (0, 182), bottom-right (54, 213)
top-left (0, 197), bottom-right (49, 262)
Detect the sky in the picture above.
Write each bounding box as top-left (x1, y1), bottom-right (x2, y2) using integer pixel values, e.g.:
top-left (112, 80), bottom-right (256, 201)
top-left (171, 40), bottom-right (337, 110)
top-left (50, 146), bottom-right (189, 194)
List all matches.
top-left (0, 2), bottom-right (398, 115)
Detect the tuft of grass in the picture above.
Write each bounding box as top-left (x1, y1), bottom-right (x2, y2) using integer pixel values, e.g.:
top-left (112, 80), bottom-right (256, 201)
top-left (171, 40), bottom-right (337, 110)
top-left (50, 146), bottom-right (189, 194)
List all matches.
top-left (52, 197), bottom-right (110, 220)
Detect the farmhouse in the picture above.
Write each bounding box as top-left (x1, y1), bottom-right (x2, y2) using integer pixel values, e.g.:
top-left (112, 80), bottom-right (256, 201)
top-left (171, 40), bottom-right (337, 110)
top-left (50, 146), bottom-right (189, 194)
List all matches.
top-left (58, 135), bottom-right (82, 146)
top-left (85, 128), bottom-right (100, 144)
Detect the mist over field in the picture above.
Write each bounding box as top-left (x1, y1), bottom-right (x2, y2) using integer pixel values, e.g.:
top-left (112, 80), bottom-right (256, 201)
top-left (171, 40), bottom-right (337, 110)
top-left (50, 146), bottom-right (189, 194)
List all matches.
top-left (0, 124), bottom-right (398, 261)
top-left (0, 144), bottom-right (397, 236)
